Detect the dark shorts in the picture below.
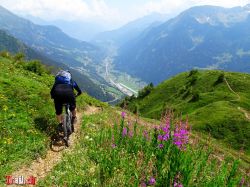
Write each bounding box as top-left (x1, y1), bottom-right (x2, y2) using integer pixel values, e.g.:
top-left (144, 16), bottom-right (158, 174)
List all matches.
top-left (53, 84), bottom-right (76, 115)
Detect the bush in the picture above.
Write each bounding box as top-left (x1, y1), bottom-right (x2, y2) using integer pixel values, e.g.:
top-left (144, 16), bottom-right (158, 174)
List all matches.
top-left (138, 83), bottom-right (154, 99)
top-left (23, 60), bottom-right (49, 75)
top-left (13, 53), bottom-right (25, 62)
top-left (188, 69), bottom-right (198, 77)
top-left (188, 75), bottom-right (198, 86)
top-left (0, 50), bottom-right (11, 59)
top-left (214, 73), bottom-right (225, 86)
top-left (190, 92), bottom-right (200, 102)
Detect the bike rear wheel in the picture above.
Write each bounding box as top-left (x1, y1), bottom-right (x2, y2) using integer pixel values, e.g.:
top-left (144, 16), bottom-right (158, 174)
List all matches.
top-left (63, 114), bottom-right (72, 147)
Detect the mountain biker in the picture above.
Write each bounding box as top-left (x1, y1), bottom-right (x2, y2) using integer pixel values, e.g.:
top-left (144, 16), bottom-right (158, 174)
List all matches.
top-left (50, 70), bottom-right (82, 131)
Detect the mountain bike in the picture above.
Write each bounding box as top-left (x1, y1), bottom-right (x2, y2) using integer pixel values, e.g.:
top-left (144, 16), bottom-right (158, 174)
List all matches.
top-left (61, 103), bottom-right (73, 147)
top-left (50, 103), bottom-right (74, 150)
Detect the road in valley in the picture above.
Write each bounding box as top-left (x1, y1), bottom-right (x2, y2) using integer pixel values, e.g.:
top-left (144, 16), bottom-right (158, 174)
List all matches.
top-left (103, 56), bottom-right (137, 97)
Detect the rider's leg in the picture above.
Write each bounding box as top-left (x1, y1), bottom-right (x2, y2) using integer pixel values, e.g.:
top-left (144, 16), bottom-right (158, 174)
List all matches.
top-left (72, 109), bottom-right (76, 118)
top-left (56, 114), bottom-right (63, 123)
top-left (54, 99), bottom-right (63, 132)
top-left (69, 96), bottom-right (77, 124)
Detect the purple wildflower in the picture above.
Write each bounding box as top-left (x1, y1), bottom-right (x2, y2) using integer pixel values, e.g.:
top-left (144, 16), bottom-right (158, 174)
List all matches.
top-left (173, 120), bottom-right (189, 150)
top-left (174, 181), bottom-right (183, 187)
top-left (239, 177), bottom-right (245, 187)
top-left (122, 127), bottom-right (128, 137)
top-left (163, 134), bottom-right (170, 141)
top-left (129, 131), bottom-right (134, 138)
top-left (111, 143), bottom-right (116, 148)
top-left (121, 111), bottom-right (126, 118)
top-left (158, 144), bottom-right (164, 149)
top-left (148, 177), bottom-right (156, 186)
top-left (143, 130), bottom-right (149, 140)
top-left (162, 127), bottom-right (169, 132)
top-left (140, 182), bottom-right (147, 187)
top-left (158, 135), bottom-right (163, 141)
top-left (174, 182), bottom-right (183, 187)
top-left (154, 125), bottom-right (160, 130)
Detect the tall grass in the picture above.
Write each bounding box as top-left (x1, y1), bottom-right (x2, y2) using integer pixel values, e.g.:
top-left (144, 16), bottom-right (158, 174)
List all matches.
top-left (88, 111), bottom-right (245, 186)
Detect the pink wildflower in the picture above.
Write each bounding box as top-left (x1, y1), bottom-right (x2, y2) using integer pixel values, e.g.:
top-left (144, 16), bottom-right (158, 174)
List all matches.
top-left (122, 127), bottom-right (127, 137)
top-left (121, 111), bottom-right (126, 118)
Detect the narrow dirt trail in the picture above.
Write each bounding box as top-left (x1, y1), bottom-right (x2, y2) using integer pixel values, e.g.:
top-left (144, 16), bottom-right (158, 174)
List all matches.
top-left (10, 106), bottom-right (101, 186)
top-left (224, 77), bottom-right (241, 101)
top-left (224, 77), bottom-right (250, 121)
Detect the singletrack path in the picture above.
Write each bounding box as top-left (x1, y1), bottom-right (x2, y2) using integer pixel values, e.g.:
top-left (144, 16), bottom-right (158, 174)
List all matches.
top-left (10, 106), bottom-right (101, 186)
top-left (224, 77), bottom-right (250, 121)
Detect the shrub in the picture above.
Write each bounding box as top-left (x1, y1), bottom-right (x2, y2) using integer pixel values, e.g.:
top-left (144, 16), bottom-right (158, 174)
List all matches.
top-left (214, 73), bottom-right (225, 86)
top-left (23, 60), bottom-right (49, 75)
top-left (0, 50), bottom-right (11, 59)
top-left (190, 92), bottom-right (200, 102)
top-left (188, 69), bottom-right (198, 77)
top-left (188, 75), bottom-right (198, 86)
top-left (138, 83), bottom-right (154, 99)
top-left (13, 53), bottom-right (25, 62)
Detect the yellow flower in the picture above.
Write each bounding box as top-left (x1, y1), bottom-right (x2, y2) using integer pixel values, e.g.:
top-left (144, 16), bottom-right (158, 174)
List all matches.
top-left (0, 94), bottom-right (7, 101)
top-left (7, 138), bottom-right (13, 144)
top-left (2, 105), bottom-right (8, 111)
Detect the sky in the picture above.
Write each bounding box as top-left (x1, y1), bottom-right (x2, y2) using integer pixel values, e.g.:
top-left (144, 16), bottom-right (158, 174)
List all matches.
top-left (1, 0), bottom-right (250, 28)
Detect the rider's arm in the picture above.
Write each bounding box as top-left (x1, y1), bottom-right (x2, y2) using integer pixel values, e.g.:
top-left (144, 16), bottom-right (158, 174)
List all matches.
top-left (73, 81), bottom-right (82, 96)
top-left (50, 83), bottom-right (56, 99)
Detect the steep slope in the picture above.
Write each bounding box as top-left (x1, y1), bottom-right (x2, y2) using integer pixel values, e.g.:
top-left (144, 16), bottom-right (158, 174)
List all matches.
top-left (115, 5), bottom-right (250, 84)
top-left (0, 6), bottom-right (99, 68)
top-left (0, 29), bottom-right (64, 68)
top-left (0, 30), bottom-right (114, 101)
top-left (122, 70), bottom-right (250, 154)
top-left (0, 53), bottom-right (107, 183)
top-left (0, 54), bottom-right (56, 181)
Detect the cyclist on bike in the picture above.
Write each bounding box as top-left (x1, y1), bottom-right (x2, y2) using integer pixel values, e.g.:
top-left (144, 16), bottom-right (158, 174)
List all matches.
top-left (50, 70), bottom-right (82, 131)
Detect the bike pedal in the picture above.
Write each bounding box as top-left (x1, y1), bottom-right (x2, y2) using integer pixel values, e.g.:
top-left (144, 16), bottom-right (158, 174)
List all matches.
top-left (63, 137), bottom-right (69, 147)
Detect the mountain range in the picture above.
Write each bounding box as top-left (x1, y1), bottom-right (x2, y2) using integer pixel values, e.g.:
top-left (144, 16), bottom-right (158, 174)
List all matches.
top-left (114, 5), bottom-right (250, 84)
top-left (93, 13), bottom-right (170, 48)
top-left (25, 16), bottom-right (107, 42)
top-left (0, 29), bottom-right (114, 101)
top-left (0, 6), bottom-right (101, 68)
top-left (1, 4), bottom-right (250, 98)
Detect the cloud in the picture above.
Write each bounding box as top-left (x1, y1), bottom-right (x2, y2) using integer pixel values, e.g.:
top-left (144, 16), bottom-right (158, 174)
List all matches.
top-left (133, 0), bottom-right (250, 17)
top-left (0, 0), bottom-right (119, 22)
top-left (1, 0), bottom-right (250, 28)
top-left (193, 0), bottom-right (250, 7)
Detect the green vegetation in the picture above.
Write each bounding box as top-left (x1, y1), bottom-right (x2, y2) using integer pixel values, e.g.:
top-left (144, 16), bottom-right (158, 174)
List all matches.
top-left (121, 70), bottom-right (250, 155)
top-left (0, 53), bottom-right (105, 184)
top-left (38, 110), bottom-right (247, 186)
top-left (1, 54), bottom-right (249, 186)
top-left (0, 53), bottom-right (55, 182)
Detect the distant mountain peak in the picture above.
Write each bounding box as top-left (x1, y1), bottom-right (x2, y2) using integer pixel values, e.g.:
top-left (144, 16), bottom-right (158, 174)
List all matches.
top-left (115, 4), bottom-right (250, 84)
top-left (179, 4), bottom-right (250, 26)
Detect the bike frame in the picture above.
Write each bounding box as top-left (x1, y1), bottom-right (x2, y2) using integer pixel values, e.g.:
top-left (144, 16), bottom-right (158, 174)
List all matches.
top-left (62, 104), bottom-right (72, 146)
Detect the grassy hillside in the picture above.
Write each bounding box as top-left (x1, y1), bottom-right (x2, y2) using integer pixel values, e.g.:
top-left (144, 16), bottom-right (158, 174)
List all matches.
top-left (122, 70), bottom-right (250, 154)
top-left (0, 53), bottom-right (55, 181)
top-left (38, 107), bottom-right (248, 186)
top-left (0, 53), bottom-right (105, 183)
